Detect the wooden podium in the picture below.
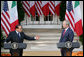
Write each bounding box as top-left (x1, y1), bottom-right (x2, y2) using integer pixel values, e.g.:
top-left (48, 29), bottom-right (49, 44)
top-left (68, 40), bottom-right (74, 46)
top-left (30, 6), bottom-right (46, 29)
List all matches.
top-left (4, 42), bottom-right (27, 56)
top-left (57, 41), bottom-right (80, 56)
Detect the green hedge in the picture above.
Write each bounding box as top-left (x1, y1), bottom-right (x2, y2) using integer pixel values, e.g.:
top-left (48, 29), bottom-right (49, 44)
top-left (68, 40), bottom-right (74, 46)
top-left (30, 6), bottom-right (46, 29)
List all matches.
top-left (1, 30), bottom-right (3, 40)
top-left (17, 1), bottom-right (25, 24)
top-left (1, 31), bottom-right (4, 47)
top-left (59, 1), bottom-right (66, 21)
top-left (79, 34), bottom-right (83, 45)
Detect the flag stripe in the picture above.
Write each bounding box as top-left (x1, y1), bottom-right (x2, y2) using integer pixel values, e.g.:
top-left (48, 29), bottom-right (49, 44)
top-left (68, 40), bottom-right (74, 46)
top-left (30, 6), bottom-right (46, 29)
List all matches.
top-left (35, 4), bottom-right (41, 16)
top-left (49, 3), bottom-right (55, 12)
top-left (65, 12), bottom-right (75, 31)
top-left (22, 1), bottom-right (30, 9)
top-left (35, 1), bottom-right (43, 16)
top-left (70, 24), bottom-right (74, 31)
top-left (1, 21), bottom-right (9, 35)
top-left (37, 1), bottom-right (42, 15)
top-left (49, 1), bottom-right (54, 9)
top-left (22, 1), bottom-right (30, 17)
top-left (24, 1), bottom-right (30, 8)
top-left (22, 5), bottom-right (31, 17)
top-left (65, 15), bottom-right (74, 31)
top-left (1, 13), bottom-right (10, 26)
top-left (22, 3), bottom-right (31, 16)
top-left (1, 1), bottom-right (10, 36)
top-left (5, 11), bottom-right (10, 19)
top-left (38, 1), bottom-right (43, 14)
top-left (35, 1), bottom-right (41, 16)
top-left (69, 11), bottom-right (74, 22)
top-left (66, 10), bottom-right (74, 26)
top-left (49, 6), bottom-right (55, 15)
top-left (37, 1), bottom-right (42, 14)
top-left (1, 17), bottom-right (10, 31)
top-left (2, 11), bottom-right (10, 21)
top-left (49, 1), bottom-right (55, 15)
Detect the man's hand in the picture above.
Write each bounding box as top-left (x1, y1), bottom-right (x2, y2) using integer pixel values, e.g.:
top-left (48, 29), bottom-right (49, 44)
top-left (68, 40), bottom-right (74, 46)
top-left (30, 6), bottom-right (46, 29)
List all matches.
top-left (35, 35), bottom-right (40, 40)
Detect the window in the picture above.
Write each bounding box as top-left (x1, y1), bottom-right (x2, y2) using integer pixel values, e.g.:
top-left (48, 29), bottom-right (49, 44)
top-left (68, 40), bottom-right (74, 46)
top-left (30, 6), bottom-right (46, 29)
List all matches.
top-left (44, 12), bottom-right (53, 21)
top-left (31, 11), bottom-right (40, 21)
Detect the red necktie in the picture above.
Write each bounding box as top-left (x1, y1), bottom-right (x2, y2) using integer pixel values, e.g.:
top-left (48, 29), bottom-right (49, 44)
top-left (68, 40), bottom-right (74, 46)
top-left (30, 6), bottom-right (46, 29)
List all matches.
top-left (63, 29), bottom-right (66, 36)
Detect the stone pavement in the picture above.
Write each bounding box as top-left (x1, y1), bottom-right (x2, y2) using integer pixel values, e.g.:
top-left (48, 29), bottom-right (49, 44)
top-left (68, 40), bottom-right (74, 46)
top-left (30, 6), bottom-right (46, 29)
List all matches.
top-left (23, 51), bottom-right (61, 56)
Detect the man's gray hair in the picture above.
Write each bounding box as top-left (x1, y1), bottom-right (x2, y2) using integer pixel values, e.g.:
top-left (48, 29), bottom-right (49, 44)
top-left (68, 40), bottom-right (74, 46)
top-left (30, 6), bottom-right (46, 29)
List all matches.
top-left (64, 20), bottom-right (70, 26)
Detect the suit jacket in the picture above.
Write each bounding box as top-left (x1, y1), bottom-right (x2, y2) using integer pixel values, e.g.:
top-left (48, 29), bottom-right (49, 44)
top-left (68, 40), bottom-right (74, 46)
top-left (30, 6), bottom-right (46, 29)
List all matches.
top-left (59, 28), bottom-right (74, 53)
top-left (5, 31), bottom-right (36, 55)
top-left (5, 31), bottom-right (36, 43)
top-left (59, 28), bottom-right (74, 42)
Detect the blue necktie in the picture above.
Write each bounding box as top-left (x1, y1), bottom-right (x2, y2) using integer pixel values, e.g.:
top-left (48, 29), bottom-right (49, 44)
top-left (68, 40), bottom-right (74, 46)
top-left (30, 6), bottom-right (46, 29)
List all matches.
top-left (17, 32), bottom-right (20, 39)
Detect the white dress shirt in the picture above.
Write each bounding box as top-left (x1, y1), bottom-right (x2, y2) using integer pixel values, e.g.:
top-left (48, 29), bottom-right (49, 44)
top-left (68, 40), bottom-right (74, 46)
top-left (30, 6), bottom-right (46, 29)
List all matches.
top-left (16, 30), bottom-right (21, 37)
top-left (65, 27), bottom-right (69, 32)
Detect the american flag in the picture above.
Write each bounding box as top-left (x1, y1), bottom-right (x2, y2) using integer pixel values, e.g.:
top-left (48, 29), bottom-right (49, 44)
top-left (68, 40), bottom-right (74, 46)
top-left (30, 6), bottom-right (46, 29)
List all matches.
top-left (65, 1), bottom-right (75, 32)
top-left (22, 1), bottom-right (62, 16)
top-left (49, 1), bottom-right (55, 15)
top-left (1, 1), bottom-right (11, 36)
top-left (35, 1), bottom-right (43, 16)
top-left (22, 1), bottom-right (31, 17)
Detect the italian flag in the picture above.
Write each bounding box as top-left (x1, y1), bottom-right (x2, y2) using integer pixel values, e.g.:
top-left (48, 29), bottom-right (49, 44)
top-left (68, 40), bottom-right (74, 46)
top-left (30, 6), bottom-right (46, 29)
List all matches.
top-left (9, 1), bottom-right (19, 31)
top-left (74, 1), bottom-right (83, 36)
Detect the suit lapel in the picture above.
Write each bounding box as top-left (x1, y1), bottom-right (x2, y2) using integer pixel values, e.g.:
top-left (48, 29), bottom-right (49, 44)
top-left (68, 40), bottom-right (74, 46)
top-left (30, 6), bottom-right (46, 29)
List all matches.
top-left (14, 31), bottom-right (19, 38)
top-left (14, 31), bottom-right (20, 42)
top-left (63, 28), bottom-right (69, 37)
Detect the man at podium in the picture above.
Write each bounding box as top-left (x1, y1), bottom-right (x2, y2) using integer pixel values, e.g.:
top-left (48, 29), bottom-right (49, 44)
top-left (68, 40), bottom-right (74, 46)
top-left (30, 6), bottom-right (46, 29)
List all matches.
top-left (59, 20), bottom-right (74, 56)
top-left (4, 25), bottom-right (40, 56)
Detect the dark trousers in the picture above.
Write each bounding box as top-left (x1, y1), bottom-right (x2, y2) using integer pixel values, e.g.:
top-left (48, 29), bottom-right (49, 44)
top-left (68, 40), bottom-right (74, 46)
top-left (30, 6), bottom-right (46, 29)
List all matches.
top-left (61, 48), bottom-right (72, 56)
top-left (10, 49), bottom-right (23, 56)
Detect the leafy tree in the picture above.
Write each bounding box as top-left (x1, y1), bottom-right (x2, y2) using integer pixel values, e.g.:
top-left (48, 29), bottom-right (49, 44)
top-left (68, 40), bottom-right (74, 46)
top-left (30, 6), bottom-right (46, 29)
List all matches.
top-left (17, 1), bottom-right (25, 24)
top-left (59, 1), bottom-right (66, 21)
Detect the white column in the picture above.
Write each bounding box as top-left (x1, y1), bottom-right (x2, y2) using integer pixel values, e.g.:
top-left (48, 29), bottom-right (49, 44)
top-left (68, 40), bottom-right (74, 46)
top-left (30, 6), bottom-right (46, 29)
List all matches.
top-left (53, 15), bottom-right (57, 24)
top-left (40, 15), bottom-right (44, 24)
top-left (26, 14), bottom-right (32, 24)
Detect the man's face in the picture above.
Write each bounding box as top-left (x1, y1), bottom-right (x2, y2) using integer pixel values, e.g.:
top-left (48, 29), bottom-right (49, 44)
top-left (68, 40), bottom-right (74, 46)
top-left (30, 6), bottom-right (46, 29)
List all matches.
top-left (63, 21), bottom-right (67, 28)
top-left (16, 26), bottom-right (22, 32)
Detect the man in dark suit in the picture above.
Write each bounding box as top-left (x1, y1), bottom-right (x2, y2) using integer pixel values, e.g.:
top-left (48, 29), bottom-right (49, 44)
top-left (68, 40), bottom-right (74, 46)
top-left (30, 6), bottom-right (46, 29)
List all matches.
top-left (5, 25), bottom-right (39, 56)
top-left (59, 20), bottom-right (74, 56)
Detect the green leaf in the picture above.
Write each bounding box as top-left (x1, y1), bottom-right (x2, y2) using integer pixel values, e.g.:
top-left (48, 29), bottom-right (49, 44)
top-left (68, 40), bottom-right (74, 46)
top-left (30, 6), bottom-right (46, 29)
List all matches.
top-left (17, 1), bottom-right (25, 24)
top-left (59, 1), bottom-right (66, 21)
top-left (79, 34), bottom-right (83, 45)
